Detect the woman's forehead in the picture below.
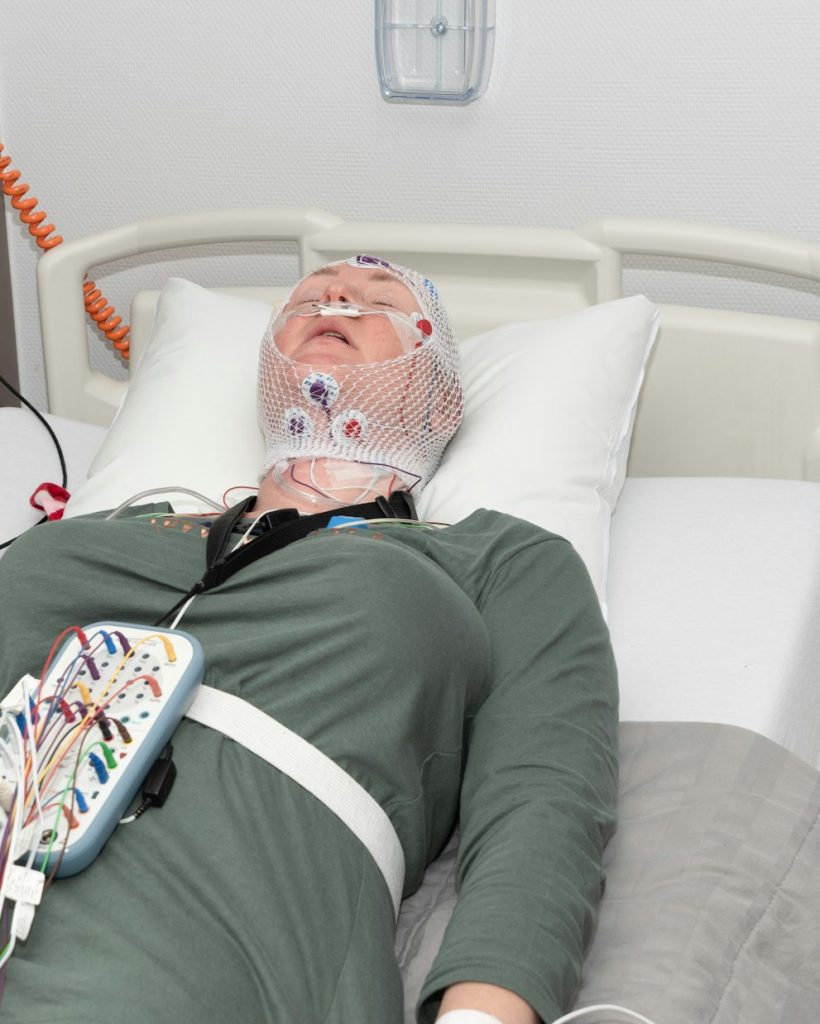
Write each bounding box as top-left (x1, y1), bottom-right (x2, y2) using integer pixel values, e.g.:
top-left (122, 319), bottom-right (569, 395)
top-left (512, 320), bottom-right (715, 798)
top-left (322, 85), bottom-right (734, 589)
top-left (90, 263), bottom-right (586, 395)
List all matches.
top-left (294, 264), bottom-right (413, 294)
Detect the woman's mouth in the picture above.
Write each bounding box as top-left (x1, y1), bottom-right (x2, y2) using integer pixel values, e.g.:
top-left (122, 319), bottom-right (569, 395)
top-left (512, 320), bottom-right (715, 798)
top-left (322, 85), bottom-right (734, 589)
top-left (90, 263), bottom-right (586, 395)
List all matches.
top-left (307, 319), bottom-right (352, 345)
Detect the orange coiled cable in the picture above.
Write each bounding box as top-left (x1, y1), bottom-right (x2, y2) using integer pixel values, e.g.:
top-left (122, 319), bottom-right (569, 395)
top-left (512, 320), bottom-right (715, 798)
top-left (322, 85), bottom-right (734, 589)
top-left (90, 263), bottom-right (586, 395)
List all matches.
top-left (82, 279), bottom-right (130, 355)
top-left (0, 142), bottom-right (130, 360)
top-left (0, 144), bottom-right (62, 251)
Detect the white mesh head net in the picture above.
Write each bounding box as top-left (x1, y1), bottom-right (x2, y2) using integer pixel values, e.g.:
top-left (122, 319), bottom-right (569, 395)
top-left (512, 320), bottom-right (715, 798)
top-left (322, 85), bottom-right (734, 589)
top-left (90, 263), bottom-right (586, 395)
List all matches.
top-left (257, 255), bottom-right (463, 496)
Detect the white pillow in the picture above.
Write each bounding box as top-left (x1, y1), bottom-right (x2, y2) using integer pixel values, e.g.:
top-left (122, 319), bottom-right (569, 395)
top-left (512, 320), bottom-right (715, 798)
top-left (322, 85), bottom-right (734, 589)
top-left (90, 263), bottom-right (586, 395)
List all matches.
top-left (67, 279), bottom-right (272, 518)
top-left (418, 298), bottom-right (660, 606)
top-left (66, 277), bottom-right (659, 605)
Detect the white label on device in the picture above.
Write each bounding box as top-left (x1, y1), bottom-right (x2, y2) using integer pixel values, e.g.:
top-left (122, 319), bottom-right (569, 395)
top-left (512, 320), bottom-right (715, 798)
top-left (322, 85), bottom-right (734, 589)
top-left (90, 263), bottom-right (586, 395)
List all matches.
top-left (2, 865), bottom-right (45, 906)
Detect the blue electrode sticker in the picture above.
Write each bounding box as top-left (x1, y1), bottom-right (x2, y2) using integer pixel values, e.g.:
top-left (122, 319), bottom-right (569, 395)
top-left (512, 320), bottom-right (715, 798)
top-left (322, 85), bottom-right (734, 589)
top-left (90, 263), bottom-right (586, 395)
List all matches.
top-left (326, 516), bottom-right (368, 530)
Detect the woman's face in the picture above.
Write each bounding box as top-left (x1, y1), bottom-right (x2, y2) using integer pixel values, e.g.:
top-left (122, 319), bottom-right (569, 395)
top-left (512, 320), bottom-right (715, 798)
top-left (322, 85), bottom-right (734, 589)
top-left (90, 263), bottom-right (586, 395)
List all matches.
top-left (274, 264), bottom-right (421, 366)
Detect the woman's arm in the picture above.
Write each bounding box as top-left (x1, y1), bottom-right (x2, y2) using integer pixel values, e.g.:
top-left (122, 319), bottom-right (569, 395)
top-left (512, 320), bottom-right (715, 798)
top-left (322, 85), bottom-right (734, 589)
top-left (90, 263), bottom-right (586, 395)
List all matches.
top-left (418, 535), bottom-right (619, 1023)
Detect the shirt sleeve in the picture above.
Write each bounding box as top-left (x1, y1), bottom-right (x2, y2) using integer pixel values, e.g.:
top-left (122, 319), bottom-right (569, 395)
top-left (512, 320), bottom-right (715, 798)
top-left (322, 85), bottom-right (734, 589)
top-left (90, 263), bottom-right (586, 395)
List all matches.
top-left (417, 536), bottom-right (619, 1023)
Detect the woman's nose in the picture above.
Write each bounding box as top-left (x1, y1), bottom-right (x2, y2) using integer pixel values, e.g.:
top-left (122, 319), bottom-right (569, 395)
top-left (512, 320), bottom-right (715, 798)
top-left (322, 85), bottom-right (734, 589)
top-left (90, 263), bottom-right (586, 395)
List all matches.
top-left (322, 281), bottom-right (353, 304)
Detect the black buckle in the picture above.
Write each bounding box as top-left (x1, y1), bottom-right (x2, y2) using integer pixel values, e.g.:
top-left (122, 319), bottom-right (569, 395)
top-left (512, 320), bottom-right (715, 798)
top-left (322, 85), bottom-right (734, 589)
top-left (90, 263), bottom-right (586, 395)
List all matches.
top-left (375, 495), bottom-right (397, 519)
top-left (254, 507), bottom-right (300, 534)
top-left (390, 491), bottom-right (418, 521)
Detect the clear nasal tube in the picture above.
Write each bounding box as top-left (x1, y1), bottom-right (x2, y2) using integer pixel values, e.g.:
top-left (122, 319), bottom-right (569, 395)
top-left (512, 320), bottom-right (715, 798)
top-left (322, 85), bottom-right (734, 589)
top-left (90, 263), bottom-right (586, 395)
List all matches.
top-left (270, 301), bottom-right (433, 357)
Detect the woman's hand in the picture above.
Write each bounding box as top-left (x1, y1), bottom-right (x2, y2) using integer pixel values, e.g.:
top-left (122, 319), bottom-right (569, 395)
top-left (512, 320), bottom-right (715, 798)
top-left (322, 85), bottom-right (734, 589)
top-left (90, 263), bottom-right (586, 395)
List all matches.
top-left (437, 982), bottom-right (539, 1023)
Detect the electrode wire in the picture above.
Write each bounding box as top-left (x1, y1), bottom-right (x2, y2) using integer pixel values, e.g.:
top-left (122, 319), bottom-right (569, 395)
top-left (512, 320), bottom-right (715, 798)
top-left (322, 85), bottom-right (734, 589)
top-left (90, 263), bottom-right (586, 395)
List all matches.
top-left (105, 488), bottom-right (226, 521)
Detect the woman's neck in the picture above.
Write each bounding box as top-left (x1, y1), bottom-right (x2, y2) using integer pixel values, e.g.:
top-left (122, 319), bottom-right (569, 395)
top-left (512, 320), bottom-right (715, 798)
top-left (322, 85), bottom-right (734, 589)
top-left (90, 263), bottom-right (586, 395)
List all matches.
top-left (254, 458), bottom-right (399, 515)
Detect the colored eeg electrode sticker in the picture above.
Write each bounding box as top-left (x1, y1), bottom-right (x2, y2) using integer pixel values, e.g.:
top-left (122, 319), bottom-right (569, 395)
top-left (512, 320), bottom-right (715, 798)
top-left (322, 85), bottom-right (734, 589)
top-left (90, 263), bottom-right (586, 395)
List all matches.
top-left (284, 408), bottom-right (314, 438)
top-left (331, 410), bottom-right (368, 444)
top-left (300, 372), bottom-right (340, 409)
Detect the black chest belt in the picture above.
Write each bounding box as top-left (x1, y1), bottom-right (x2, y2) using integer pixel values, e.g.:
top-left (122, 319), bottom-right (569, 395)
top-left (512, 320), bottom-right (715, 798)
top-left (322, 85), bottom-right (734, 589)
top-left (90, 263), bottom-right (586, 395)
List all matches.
top-left (154, 491), bottom-right (417, 626)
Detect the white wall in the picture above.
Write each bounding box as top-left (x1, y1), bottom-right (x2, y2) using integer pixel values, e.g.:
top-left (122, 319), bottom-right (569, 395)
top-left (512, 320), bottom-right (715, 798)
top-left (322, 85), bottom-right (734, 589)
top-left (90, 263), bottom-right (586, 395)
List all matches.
top-left (3, 0), bottom-right (820, 408)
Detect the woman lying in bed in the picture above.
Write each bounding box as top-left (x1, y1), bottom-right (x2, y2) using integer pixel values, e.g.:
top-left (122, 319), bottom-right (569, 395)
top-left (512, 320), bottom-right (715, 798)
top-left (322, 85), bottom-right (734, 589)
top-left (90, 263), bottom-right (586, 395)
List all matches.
top-left (0, 256), bottom-right (618, 1024)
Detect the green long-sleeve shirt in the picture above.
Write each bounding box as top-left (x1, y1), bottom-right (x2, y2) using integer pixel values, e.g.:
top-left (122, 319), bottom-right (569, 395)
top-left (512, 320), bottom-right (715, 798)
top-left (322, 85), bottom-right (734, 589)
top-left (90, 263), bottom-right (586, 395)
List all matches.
top-left (0, 507), bottom-right (617, 1023)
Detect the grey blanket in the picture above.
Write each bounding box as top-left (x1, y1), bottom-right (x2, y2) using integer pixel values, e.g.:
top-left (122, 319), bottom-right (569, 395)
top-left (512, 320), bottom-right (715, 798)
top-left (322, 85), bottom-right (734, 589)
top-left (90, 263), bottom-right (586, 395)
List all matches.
top-left (397, 722), bottom-right (820, 1023)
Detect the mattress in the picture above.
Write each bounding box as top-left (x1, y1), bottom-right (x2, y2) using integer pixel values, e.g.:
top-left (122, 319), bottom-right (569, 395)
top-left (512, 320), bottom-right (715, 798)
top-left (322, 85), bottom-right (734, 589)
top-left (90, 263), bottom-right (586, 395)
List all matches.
top-left (398, 722), bottom-right (820, 1023)
top-left (4, 407), bottom-right (820, 770)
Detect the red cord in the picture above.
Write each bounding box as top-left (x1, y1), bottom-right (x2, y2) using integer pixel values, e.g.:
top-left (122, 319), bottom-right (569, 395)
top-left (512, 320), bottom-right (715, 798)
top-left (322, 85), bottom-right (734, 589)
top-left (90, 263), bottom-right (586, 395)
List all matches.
top-left (0, 142), bottom-right (131, 360)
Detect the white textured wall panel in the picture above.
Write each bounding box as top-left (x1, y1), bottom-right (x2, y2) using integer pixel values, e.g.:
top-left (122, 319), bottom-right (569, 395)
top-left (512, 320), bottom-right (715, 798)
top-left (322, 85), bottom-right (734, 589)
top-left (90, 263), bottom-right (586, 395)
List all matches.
top-left (2, 0), bottom-right (820, 407)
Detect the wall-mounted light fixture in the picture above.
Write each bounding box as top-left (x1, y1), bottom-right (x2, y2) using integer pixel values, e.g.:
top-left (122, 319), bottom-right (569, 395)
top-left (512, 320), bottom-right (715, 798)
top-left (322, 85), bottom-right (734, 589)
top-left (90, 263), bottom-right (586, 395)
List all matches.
top-left (376, 1), bottom-right (495, 105)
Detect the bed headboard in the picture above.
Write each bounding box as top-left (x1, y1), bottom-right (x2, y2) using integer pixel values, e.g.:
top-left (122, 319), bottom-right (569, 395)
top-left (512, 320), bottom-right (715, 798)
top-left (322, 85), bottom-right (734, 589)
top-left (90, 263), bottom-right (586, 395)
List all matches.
top-left (36, 209), bottom-right (820, 482)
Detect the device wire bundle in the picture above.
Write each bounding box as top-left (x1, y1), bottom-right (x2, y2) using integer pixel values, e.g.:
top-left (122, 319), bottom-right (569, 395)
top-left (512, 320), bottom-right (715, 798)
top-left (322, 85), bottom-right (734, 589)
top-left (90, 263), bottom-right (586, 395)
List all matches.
top-left (0, 624), bottom-right (177, 991)
top-left (0, 693), bottom-right (44, 978)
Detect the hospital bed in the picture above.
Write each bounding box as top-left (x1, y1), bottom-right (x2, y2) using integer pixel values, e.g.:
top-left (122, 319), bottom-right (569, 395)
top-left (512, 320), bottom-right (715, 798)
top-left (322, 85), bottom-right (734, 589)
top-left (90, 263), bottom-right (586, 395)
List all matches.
top-left (2, 211), bottom-right (820, 1022)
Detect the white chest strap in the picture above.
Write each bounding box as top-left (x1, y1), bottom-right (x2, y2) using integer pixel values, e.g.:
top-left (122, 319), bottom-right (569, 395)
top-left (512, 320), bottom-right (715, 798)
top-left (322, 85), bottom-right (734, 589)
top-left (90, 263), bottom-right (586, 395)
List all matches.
top-left (185, 685), bottom-right (405, 919)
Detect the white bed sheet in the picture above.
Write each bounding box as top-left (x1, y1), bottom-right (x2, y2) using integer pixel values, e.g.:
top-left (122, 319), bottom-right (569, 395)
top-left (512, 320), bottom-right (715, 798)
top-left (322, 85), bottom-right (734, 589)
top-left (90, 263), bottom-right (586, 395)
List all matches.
top-left (4, 407), bottom-right (820, 768)
top-left (0, 407), bottom-right (103, 542)
top-left (608, 476), bottom-right (820, 769)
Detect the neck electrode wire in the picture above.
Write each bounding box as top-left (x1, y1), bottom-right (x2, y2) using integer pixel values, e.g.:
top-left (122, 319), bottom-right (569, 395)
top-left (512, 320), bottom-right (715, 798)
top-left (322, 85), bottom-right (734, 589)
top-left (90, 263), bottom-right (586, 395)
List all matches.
top-left (307, 459), bottom-right (382, 506)
top-left (231, 511), bottom-right (272, 550)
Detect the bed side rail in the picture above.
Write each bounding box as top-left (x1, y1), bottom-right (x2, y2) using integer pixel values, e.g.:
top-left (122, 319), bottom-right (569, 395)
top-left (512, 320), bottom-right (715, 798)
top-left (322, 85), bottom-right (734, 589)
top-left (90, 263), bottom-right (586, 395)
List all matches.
top-left (37, 211), bottom-right (820, 482)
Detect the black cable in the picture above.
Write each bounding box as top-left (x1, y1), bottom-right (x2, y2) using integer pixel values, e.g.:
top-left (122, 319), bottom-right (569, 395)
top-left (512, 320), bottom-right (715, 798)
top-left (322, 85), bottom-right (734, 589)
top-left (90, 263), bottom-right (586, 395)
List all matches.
top-left (0, 372), bottom-right (68, 550)
top-left (119, 744), bottom-right (177, 824)
top-left (151, 491), bottom-right (419, 627)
